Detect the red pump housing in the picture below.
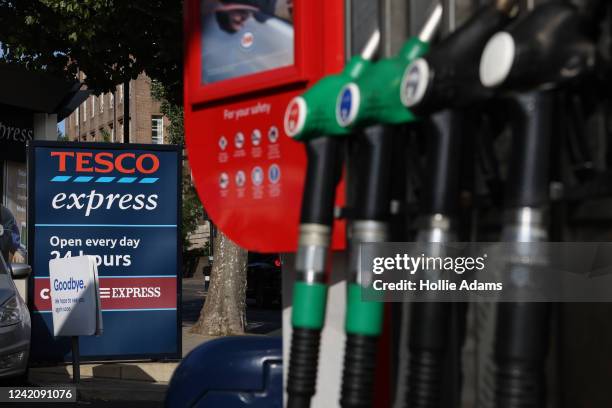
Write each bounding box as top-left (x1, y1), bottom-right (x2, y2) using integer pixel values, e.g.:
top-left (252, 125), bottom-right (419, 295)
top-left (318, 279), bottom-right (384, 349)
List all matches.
top-left (184, 0), bottom-right (347, 252)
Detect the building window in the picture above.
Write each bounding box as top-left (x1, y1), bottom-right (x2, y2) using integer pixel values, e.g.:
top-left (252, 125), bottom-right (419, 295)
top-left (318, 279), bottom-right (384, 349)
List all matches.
top-left (91, 98), bottom-right (95, 118)
top-left (118, 120), bottom-right (123, 141)
top-left (83, 102), bottom-right (87, 122)
top-left (110, 93), bottom-right (114, 110)
top-left (100, 95), bottom-right (104, 113)
top-left (152, 116), bottom-right (164, 144)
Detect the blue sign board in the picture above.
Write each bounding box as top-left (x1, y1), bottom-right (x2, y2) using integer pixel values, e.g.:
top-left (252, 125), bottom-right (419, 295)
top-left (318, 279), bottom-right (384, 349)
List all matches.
top-left (28, 142), bottom-right (181, 361)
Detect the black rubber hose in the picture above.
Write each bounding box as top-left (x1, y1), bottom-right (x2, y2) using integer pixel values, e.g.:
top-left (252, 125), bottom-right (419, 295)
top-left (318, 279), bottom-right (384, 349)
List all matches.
top-left (495, 92), bottom-right (553, 408)
top-left (406, 110), bottom-right (464, 408)
top-left (494, 302), bottom-right (551, 407)
top-left (340, 125), bottom-right (393, 407)
top-left (407, 302), bottom-right (451, 408)
top-left (288, 137), bottom-right (344, 408)
top-left (287, 328), bottom-right (323, 408)
top-left (340, 334), bottom-right (379, 408)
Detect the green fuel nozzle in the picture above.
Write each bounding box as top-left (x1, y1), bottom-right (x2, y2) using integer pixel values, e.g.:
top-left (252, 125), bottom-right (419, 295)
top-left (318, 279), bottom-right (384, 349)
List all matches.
top-left (286, 30), bottom-right (382, 408)
top-left (283, 31), bottom-right (380, 141)
top-left (334, 3), bottom-right (442, 129)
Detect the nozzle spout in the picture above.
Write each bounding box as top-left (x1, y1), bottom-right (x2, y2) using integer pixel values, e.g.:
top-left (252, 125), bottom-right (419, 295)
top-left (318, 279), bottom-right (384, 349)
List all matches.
top-left (361, 30), bottom-right (381, 61)
top-left (418, 3), bottom-right (443, 43)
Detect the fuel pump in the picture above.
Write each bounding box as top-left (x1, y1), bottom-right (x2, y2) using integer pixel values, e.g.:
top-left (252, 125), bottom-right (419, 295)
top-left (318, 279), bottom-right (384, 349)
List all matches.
top-left (284, 32), bottom-right (380, 408)
top-left (478, 3), bottom-right (596, 406)
top-left (336, 5), bottom-right (443, 407)
top-left (395, 1), bottom-right (519, 406)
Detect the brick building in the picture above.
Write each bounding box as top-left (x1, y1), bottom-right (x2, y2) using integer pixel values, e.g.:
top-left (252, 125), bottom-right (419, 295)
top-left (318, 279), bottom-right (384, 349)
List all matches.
top-left (66, 72), bottom-right (168, 144)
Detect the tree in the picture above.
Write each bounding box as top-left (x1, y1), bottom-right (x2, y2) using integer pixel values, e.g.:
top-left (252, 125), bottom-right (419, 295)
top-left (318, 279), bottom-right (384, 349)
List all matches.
top-left (151, 81), bottom-right (249, 335)
top-left (190, 230), bottom-right (248, 336)
top-left (1, 0), bottom-right (249, 336)
top-left (151, 81), bottom-right (204, 252)
top-left (0, 0), bottom-right (183, 104)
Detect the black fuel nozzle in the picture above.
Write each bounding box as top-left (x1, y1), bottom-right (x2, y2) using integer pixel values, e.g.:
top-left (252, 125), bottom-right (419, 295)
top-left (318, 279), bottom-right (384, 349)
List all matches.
top-left (398, 4), bottom-right (521, 408)
top-left (479, 2), bottom-right (596, 93)
top-left (478, 2), bottom-right (597, 209)
top-left (400, 0), bottom-right (519, 114)
top-left (477, 4), bottom-right (596, 408)
top-left (286, 30), bottom-right (381, 408)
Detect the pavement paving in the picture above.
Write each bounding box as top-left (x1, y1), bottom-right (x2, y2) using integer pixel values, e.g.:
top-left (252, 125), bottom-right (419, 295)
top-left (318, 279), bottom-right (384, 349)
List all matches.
top-left (25, 274), bottom-right (282, 407)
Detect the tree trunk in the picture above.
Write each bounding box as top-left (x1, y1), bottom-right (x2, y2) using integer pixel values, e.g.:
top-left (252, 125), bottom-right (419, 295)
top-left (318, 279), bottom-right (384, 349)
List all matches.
top-left (190, 230), bottom-right (248, 336)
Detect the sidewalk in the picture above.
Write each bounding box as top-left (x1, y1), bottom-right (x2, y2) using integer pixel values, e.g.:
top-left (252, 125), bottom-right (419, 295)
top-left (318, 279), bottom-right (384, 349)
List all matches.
top-left (29, 327), bottom-right (272, 405)
top-left (28, 276), bottom-right (282, 405)
top-left (29, 327), bottom-right (215, 404)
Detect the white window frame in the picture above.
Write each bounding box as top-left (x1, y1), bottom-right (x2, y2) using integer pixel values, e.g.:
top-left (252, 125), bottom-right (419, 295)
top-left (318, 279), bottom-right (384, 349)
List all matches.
top-left (151, 116), bottom-right (164, 145)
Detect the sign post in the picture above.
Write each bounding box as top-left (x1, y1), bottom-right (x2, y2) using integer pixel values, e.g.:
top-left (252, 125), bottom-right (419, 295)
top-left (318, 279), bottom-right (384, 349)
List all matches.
top-left (49, 255), bottom-right (103, 382)
top-left (71, 336), bottom-right (80, 383)
top-left (28, 142), bottom-right (182, 362)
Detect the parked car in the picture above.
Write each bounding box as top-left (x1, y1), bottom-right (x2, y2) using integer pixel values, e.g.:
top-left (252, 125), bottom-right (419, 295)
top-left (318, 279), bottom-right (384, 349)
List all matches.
top-left (0, 254), bottom-right (31, 385)
top-left (247, 253), bottom-right (281, 308)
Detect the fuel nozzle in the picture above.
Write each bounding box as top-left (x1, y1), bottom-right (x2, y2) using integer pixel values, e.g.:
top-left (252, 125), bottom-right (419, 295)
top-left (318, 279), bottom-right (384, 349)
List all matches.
top-left (283, 31), bottom-right (380, 141)
top-left (479, 2), bottom-right (595, 91)
top-left (399, 0), bottom-right (519, 113)
top-left (476, 4), bottom-right (596, 408)
top-left (334, 3), bottom-right (443, 129)
top-left (286, 30), bottom-right (381, 408)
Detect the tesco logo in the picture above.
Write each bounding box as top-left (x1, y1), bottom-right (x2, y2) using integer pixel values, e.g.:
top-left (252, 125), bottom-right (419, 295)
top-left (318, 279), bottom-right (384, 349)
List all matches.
top-left (51, 151), bottom-right (160, 174)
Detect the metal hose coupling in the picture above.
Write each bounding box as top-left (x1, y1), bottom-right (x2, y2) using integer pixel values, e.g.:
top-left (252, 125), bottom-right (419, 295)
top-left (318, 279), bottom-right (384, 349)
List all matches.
top-left (348, 220), bottom-right (389, 286)
top-left (296, 223), bottom-right (331, 283)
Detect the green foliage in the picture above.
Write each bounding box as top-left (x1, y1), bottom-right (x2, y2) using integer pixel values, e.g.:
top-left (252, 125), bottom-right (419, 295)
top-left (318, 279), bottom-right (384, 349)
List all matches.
top-left (100, 128), bottom-right (112, 142)
top-left (182, 180), bottom-right (205, 251)
top-left (0, 0), bottom-right (183, 104)
top-left (1, 0), bottom-right (202, 252)
top-left (202, 240), bottom-right (211, 257)
top-left (151, 80), bottom-right (205, 252)
top-left (151, 80), bottom-right (184, 145)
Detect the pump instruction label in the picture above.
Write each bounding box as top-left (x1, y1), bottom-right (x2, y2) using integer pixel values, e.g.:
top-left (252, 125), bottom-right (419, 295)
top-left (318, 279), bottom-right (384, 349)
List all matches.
top-left (29, 143), bottom-right (180, 361)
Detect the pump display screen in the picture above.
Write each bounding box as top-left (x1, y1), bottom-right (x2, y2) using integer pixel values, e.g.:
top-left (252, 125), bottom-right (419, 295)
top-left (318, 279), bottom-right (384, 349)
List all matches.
top-left (201, 0), bottom-right (294, 84)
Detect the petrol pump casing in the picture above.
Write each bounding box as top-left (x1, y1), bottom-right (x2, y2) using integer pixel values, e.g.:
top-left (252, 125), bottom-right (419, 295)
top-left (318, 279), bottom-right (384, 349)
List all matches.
top-left (184, 0), bottom-right (346, 253)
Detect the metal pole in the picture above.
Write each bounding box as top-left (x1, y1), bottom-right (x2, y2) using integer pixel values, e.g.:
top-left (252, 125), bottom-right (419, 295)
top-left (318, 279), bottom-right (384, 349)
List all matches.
top-left (71, 336), bottom-right (80, 384)
top-left (123, 80), bottom-right (130, 144)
